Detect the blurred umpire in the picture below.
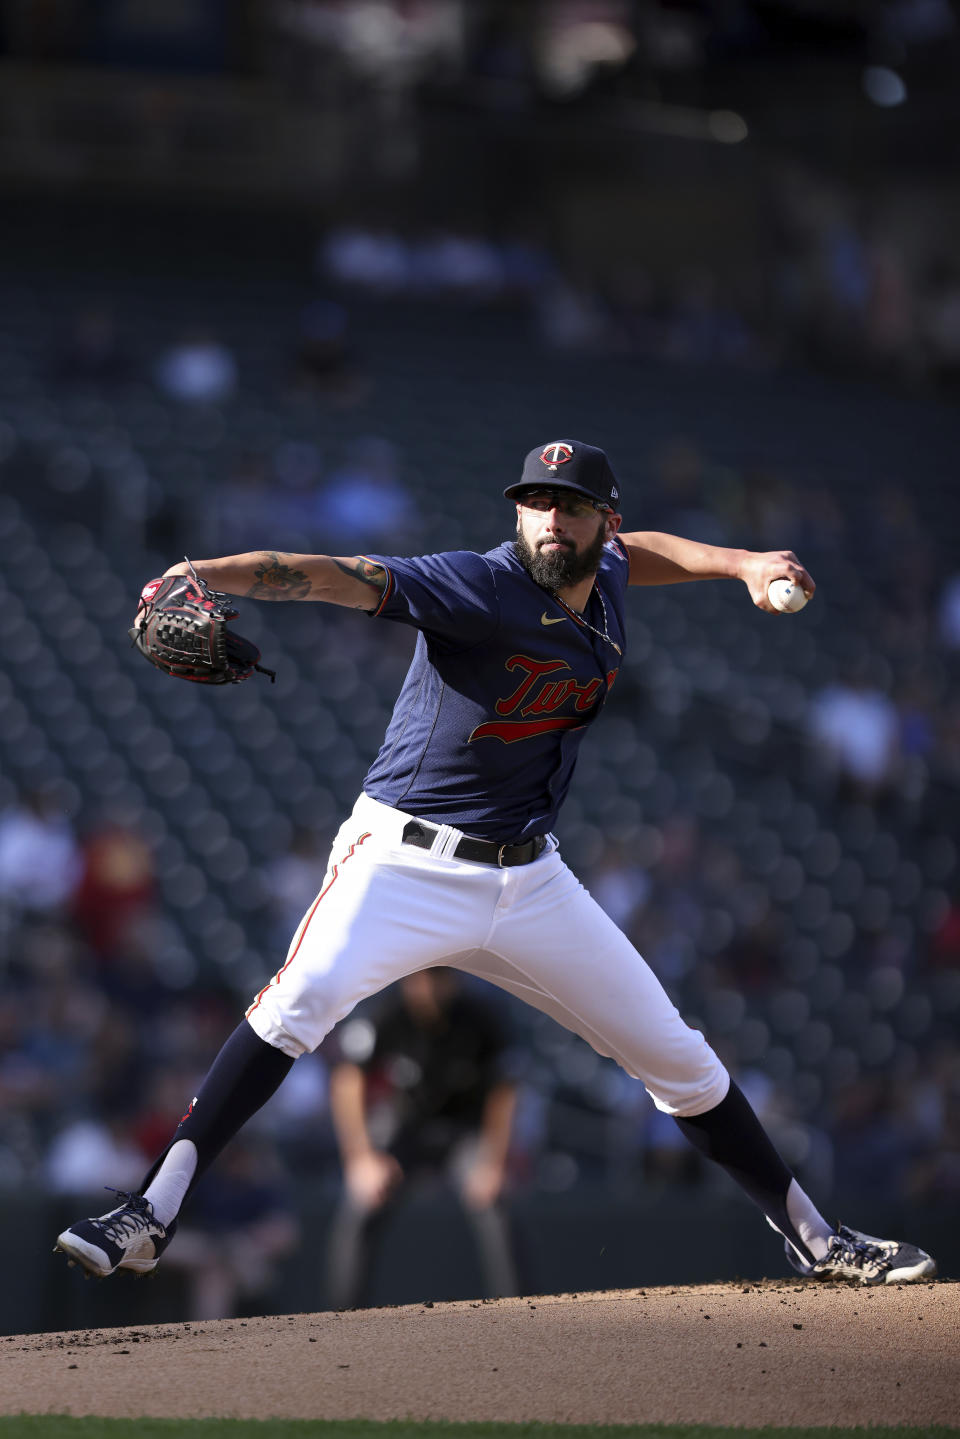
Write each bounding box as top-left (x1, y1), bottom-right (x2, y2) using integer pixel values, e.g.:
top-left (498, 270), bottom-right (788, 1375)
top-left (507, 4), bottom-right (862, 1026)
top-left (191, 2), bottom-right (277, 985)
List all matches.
top-left (325, 968), bottom-right (519, 1308)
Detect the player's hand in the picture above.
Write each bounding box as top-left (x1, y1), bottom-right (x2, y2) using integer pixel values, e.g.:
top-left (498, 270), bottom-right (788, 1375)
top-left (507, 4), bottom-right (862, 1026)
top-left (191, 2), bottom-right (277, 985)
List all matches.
top-left (739, 550), bottom-right (815, 612)
top-left (462, 1155), bottom-right (506, 1211)
top-left (344, 1150), bottom-right (403, 1211)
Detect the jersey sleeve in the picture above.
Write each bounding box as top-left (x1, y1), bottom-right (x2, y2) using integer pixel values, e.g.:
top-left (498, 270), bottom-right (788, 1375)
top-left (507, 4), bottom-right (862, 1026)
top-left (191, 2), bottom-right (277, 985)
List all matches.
top-left (363, 549), bottom-right (500, 650)
top-left (604, 535), bottom-right (631, 594)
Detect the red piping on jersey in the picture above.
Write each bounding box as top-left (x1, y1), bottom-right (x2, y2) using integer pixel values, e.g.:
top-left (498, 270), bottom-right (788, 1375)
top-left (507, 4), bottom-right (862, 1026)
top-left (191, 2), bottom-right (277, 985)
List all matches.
top-left (245, 831), bottom-right (372, 1015)
top-left (364, 557), bottom-right (395, 617)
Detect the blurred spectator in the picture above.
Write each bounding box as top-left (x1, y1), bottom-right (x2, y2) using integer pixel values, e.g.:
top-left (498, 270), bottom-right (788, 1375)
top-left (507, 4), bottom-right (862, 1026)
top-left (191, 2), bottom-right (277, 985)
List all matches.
top-left (936, 696), bottom-right (960, 787)
top-left (586, 841), bottom-right (651, 931)
top-left (921, 261), bottom-right (960, 389)
top-left (155, 328), bottom-right (237, 403)
top-left (292, 297), bottom-right (368, 406)
top-left (52, 303), bottom-right (132, 384)
top-left (264, 825), bottom-right (327, 949)
top-left (71, 816), bottom-right (157, 963)
top-left (161, 1138), bottom-right (299, 1319)
top-left (895, 674), bottom-right (936, 763)
top-left (0, 789), bottom-right (81, 921)
top-left (930, 892), bottom-right (960, 968)
top-left (321, 226), bottom-right (411, 293)
top-left (904, 1045), bottom-right (960, 1202)
top-left (45, 1114), bottom-right (146, 1196)
top-left (318, 435), bottom-right (421, 548)
top-left (534, 276), bottom-right (610, 350)
top-left (823, 217), bottom-right (870, 327)
top-left (937, 572), bottom-right (960, 649)
top-left (808, 669), bottom-right (900, 800)
top-left (0, 988), bottom-right (45, 1187)
top-left (261, 1051), bottom-right (335, 1175)
top-left (211, 451), bottom-right (276, 553)
top-left (662, 268), bottom-right (756, 366)
top-left (13, 961), bottom-right (107, 1135)
top-left (325, 969), bottom-right (520, 1307)
top-left (864, 242), bottom-right (917, 373)
top-left (92, 938), bottom-right (176, 1037)
top-left (650, 438), bottom-right (733, 545)
top-left (829, 1074), bottom-right (926, 1198)
top-left (881, 0), bottom-right (956, 46)
top-left (499, 233), bottom-right (556, 300)
top-left (270, 439), bottom-right (326, 549)
top-left (411, 229), bottom-right (503, 298)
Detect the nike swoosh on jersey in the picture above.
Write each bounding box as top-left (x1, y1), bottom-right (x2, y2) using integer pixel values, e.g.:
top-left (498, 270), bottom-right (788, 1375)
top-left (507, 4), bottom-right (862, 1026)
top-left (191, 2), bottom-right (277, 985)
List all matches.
top-left (540, 613), bottom-right (566, 626)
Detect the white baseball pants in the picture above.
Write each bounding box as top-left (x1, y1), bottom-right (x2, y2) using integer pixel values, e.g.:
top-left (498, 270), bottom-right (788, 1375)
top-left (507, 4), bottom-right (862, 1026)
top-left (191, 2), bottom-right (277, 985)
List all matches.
top-left (246, 793), bottom-right (729, 1117)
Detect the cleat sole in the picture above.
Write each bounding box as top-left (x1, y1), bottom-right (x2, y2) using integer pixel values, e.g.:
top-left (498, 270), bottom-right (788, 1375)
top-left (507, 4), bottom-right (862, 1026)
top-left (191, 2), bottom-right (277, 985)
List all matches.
top-left (54, 1239), bottom-right (112, 1280)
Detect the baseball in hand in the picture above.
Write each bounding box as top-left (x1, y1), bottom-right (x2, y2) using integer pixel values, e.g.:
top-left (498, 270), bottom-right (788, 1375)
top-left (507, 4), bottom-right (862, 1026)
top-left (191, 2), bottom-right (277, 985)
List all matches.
top-left (767, 577), bottom-right (809, 613)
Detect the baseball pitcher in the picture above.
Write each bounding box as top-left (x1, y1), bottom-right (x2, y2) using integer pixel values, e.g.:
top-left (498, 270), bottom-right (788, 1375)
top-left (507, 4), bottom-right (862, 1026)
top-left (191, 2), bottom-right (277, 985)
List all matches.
top-left (56, 440), bottom-right (936, 1289)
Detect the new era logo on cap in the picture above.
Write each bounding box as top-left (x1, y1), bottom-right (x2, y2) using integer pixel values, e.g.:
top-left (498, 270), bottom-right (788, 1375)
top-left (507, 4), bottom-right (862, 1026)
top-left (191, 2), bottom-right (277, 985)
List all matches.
top-left (504, 439), bottom-right (622, 510)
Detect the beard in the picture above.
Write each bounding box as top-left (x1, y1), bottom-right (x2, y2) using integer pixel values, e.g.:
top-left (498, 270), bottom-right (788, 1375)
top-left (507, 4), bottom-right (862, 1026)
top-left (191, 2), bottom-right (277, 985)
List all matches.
top-left (514, 519), bottom-right (607, 591)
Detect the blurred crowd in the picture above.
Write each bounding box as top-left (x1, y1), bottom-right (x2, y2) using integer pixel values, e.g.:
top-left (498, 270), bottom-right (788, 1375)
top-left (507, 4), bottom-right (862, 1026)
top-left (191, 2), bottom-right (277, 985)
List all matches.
top-left (315, 186), bottom-right (960, 392)
top-left (328, 203), bottom-right (929, 392)
top-left (44, 169), bottom-right (960, 435)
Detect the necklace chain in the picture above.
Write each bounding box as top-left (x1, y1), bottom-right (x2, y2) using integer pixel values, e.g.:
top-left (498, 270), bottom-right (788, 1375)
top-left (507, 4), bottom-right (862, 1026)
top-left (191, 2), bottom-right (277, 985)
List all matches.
top-left (551, 589), bottom-right (622, 656)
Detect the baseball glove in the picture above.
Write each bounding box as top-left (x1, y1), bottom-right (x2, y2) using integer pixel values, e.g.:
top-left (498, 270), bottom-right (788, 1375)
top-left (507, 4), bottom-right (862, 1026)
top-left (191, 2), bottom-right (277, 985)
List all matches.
top-left (129, 561), bottom-right (275, 685)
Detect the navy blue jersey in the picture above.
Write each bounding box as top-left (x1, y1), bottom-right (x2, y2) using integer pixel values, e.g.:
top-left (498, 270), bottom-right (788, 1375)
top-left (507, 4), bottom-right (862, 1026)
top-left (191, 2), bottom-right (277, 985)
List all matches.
top-left (361, 539), bottom-right (629, 841)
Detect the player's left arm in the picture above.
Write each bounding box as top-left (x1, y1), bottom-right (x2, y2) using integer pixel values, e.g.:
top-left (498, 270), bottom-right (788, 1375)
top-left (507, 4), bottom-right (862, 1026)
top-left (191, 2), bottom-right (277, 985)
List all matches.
top-left (619, 531), bottom-right (815, 613)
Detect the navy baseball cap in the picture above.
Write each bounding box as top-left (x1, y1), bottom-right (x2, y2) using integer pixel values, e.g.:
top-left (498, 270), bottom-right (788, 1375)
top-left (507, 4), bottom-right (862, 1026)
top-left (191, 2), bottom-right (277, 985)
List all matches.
top-left (504, 440), bottom-right (621, 510)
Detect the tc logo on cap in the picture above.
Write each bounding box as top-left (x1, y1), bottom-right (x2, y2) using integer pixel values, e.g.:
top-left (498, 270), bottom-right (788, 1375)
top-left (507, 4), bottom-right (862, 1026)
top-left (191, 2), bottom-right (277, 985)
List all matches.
top-left (540, 442), bottom-right (574, 471)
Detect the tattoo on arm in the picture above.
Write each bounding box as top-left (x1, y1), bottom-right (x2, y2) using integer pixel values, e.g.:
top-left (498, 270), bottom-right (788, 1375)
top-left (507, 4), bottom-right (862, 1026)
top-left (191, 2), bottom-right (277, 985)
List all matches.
top-left (248, 554), bottom-right (312, 600)
top-left (334, 558), bottom-right (388, 603)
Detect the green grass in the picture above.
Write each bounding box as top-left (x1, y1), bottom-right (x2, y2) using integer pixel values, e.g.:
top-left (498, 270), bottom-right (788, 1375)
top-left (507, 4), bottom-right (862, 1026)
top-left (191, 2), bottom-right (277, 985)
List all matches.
top-left (0, 1424), bottom-right (956, 1439)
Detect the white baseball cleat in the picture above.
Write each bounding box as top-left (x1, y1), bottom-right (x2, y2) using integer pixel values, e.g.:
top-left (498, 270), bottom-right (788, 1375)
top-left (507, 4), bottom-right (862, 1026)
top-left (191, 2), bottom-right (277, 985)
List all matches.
top-left (787, 1223), bottom-right (936, 1285)
top-left (54, 1191), bottom-right (176, 1279)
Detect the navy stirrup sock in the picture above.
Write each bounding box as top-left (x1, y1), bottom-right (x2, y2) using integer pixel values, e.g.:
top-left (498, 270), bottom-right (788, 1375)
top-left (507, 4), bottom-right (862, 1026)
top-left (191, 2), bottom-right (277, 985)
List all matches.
top-left (140, 1019), bottom-right (294, 1200)
top-left (673, 1080), bottom-right (814, 1264)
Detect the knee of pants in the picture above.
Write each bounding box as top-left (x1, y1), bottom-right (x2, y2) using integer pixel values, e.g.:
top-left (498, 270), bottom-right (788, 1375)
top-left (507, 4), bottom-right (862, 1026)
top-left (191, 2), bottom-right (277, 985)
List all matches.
top-left (641, 1034), bottom-right (730, 1119)
top-left (246, 957), bottom-right (368, 1057)
top-left (245, 985), bottom-right (340, 1059)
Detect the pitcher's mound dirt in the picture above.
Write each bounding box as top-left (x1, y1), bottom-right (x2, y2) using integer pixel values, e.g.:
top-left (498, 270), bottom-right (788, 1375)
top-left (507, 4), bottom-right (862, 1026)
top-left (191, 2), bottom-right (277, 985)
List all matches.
top-left (3, 1280), bottom-right (957, 1427)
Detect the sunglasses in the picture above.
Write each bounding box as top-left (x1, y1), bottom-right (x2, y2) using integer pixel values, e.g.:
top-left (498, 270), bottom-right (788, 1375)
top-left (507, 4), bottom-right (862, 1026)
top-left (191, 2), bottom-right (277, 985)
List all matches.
top-left (518, 489), bottom-right (611, 519)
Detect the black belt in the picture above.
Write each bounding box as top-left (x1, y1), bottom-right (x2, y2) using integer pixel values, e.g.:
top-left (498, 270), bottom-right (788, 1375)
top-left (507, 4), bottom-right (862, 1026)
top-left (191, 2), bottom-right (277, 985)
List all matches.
top-left (401, 820), bottom-right (547, 867)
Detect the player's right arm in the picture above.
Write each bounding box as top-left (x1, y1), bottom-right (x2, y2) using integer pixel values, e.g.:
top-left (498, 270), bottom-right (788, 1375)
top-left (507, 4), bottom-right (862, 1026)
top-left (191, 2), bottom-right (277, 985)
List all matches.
top-left (159, 551), bottom-right (387, 611)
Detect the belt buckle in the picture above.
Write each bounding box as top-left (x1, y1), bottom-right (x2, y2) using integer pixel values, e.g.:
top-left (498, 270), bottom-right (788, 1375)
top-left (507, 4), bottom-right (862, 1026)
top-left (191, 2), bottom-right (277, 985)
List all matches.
top-left (497, 843), bottom-right (509, 867)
